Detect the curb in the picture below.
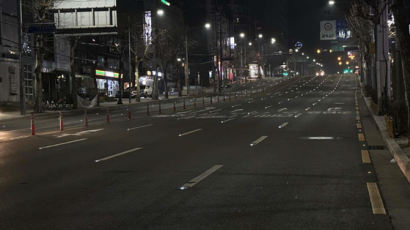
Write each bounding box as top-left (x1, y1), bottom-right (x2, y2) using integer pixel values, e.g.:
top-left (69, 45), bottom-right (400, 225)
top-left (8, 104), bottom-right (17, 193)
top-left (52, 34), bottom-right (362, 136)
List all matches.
top-left (361, 91), bottom-right (410, 183)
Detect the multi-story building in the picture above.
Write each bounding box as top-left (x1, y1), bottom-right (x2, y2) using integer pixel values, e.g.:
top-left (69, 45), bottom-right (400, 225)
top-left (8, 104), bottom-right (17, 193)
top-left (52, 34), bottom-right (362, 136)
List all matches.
top-left (0, 0), bottom-right (20, 104)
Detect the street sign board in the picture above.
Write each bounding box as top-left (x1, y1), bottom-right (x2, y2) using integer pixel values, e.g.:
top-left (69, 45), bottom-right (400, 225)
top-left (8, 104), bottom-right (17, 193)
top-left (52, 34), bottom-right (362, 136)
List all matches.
top-left (320, 20), bottom-right (337, 40)
top-left (27, 23), bottom-right (56, 34)
top-left (295, 41), bottom-right (303, 49)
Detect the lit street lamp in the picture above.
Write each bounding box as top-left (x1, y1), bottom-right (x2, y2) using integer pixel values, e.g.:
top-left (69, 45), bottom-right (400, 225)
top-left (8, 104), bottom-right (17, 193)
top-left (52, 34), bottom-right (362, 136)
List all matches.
top-left (248, 42), bottom-right (252, 46)
top-left (204, 23), bottom-right (211, 30)
top-left (271, 37), bottom-right (276, 44)
top-left (258, 34), bottom-right (263, 39)
top-left (157, 9), bottom-right (164, 16)
top-left (328, 0), bottom-right (335, 6)
top-left (240, 32), bottom-right (245, 38)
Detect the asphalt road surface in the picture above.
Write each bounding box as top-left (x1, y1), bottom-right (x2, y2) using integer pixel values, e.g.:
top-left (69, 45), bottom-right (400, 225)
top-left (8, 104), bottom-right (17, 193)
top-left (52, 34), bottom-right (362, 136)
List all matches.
top-left (0, 75), bottom-right (393, 229)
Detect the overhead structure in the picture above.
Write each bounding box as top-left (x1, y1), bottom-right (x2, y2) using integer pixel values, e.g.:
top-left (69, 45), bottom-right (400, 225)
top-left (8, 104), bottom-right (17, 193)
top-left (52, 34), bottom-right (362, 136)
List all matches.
top-left (53, 0), bottom-right (118, 35)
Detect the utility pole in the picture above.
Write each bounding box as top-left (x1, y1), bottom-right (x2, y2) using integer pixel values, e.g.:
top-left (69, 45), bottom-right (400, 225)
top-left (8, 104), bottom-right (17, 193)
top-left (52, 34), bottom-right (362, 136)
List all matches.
top-left (128, 16), bottom-right (132, 104)
top-left (18, 0), bottom-right (26, 115)
top-left (184, 33), bottom-right (189, 96)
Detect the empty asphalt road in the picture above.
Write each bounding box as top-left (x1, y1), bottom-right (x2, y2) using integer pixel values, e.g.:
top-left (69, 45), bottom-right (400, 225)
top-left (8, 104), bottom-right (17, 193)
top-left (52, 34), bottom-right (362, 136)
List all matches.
top-left (0, 75), bottom-right (393, 229)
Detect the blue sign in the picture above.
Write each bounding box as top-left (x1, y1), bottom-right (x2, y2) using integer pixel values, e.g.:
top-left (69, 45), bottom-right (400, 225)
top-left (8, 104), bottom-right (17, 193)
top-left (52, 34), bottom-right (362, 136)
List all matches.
top-left (295, 41), bottom-right (303, 49)
top-left (27, 23), bottom-right (56, 34)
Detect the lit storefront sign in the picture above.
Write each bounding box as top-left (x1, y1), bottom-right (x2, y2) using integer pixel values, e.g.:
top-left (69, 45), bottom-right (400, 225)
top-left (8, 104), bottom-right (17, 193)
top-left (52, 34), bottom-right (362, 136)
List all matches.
top-left (96, 70), bottom-right (119, 78)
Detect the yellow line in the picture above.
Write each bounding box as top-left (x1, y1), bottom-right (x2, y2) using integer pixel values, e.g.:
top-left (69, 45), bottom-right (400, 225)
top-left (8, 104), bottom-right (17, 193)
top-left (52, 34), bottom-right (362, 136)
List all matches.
top-left (358, 133), bottom-right (365, 142)
top-left (361, 150), bottom-right (371, 163)
top-left (366, 183), bottom-right (386, 215)
top-left (357, 123), bottom-right (362, 129)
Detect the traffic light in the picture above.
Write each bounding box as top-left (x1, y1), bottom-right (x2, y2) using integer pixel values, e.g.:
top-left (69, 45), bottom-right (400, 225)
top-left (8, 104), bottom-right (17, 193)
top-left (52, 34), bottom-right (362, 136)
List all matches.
top-left (161, 0), bottom-right (171, 6)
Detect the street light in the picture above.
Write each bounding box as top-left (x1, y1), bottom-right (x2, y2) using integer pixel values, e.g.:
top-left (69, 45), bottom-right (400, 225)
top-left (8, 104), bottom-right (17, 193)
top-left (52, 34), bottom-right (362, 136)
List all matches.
top-left (271, 37), bottom-right (276, 44)
top-left (240, 32), bottom-right (245, 38)
top-left (248, 42), bottom-right (253, 46)
top-left (177, 58), bottom-right (182, 62)
top-left (313, 59), bottom-right (316, 62)
top-left (337, 56), bottom-right (342, 61)
top-left (258, 34), bottom-right (263, 39)
top-left (204, 23), bottom-right (211, 30)
top-left (316, 49), bottom-right (321, 54)
top-left (307, 56), bottom-right (310, 59)
top-left (328, 0), bottom-right (335, 6)
top-left (157, 9), bottom-right (164, 16)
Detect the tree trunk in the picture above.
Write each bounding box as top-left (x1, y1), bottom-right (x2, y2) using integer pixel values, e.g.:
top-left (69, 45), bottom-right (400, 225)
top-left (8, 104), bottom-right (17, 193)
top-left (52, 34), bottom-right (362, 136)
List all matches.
top-left (118, 55), bottom-right (123, 104)
top-left (152, 66), bottom-right (159, 100)
top-left (135, 60), bottom-right (141, 103)
top-left (164, 64), bottom-right (168, 99)
top-left (34, 34), bottom-right (44, 112)
top-left (391, 0), bottom-right (410, 136)
top-left (70, 38), bottom-right (78, 109)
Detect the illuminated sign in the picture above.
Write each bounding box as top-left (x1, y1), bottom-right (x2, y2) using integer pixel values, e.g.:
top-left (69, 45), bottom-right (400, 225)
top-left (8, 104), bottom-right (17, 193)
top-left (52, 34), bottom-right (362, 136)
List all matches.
top-left (96, 70), bottom-right (119, 78)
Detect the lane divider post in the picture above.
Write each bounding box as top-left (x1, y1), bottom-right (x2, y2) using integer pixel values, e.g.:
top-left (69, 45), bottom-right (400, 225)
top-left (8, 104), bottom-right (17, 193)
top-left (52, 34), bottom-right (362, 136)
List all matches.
top-left (31, 112), bottom-right (35, 136)
top-left (106, 108), bottom-right (110, 123)
top-left (84, 109), bottom-right (88, 127)
top-left (146, 103), bottom-right (150, 116)
top-left (59, 112), bottom-right (64, 132)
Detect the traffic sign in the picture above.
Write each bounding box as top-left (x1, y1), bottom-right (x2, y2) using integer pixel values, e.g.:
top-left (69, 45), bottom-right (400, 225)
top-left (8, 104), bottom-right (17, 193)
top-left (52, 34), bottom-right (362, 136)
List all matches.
top-left (295, 41), bottom-right (303, 49)
top-left (27, 23), bottom-right (56, 34)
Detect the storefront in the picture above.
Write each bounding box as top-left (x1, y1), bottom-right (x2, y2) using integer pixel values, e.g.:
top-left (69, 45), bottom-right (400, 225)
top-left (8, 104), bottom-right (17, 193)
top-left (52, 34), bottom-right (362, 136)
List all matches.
top-left (95, 69), bottom-right (120, 97)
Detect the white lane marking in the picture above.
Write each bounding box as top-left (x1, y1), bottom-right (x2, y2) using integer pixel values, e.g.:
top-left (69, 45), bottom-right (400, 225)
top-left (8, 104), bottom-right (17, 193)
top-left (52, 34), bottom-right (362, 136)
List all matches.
top-left (231, 109), bottom-right (244, 113)
top-left (57, 128), bottom-right (104, 138)
top-left (179, 165), bottom-right (223, 190)
top-left (250, 136), bottom-right (268, 147)
top-left (278, 101), bottom-right (283, 105)
top-left (1, 135), bottom-right (31, 142)
top-left (312, 102), bottom-right (318, 106)
top-left (265, 106), bottom-right (272, 109)
top-left (231, 104), bottom-right (241, 108)
top-left (301, 136), bottom-right (336, 140)
top-left (221, 118), bottom-right (235, 124)
top-left (179, 128), bottom-right (203, 137)
top-left (278, 122), bottom-right (289, 129)
top-left (127, 124), bottom-right (153, 131)
top-left (39, 138), bottom-right (87, 150)
top-left (278, 108), bottom-right (288, 112)
top-left (294, 113), bottom-right (303, 118)
top-left (95, 147), bottom-right (143, 163)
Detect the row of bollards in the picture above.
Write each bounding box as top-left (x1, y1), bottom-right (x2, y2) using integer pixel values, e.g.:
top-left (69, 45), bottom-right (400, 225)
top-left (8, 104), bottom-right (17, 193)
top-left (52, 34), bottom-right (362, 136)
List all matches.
top-left (29, 91), bottom-right (252, 136)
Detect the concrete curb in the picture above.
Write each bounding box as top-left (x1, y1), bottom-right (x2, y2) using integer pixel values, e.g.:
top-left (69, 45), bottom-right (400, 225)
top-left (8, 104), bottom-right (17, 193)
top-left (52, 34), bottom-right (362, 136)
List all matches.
top-left (361, 92), bottom-right (410, 183)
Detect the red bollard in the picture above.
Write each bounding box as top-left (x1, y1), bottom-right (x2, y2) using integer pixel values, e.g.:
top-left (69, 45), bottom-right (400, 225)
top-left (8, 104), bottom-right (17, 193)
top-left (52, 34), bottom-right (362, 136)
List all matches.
top-left (146, 103), bottom-right (150, 116)
top-left (59, 112), bottom-right (64, 132)
top-left (106, 108), bottom-right (110, 123)
top-left (128, 107), bottom-right (131, 120)
top-left (210, 96), bottom-right (213, 104)
top-left (183, 98), bottom-right (186, 110)
top-left (84, 109), bottom-right (88, 127)
top-left (173, 102), bottom-right (177, 113)
top-left (158, 101), bottom-right (162, 115)
top-left (217, 95), bottom-right (220, 103)
top-left (31, 112), bottom-right (35, 136)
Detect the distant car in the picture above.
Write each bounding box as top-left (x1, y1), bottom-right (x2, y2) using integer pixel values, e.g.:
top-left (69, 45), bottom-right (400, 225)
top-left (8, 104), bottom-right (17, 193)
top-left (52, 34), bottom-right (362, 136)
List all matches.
top-left (142, 85), bottom-right (153, 98)
top-left (117, 87), bottom-right (138, 98)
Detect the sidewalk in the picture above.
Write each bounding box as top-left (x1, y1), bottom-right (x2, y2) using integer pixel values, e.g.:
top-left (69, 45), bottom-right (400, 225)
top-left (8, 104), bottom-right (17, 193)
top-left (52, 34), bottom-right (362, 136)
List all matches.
top-left (358, 89), bottom-right (410, 230)
top-left (361, 92), bottom-right (410, 182)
